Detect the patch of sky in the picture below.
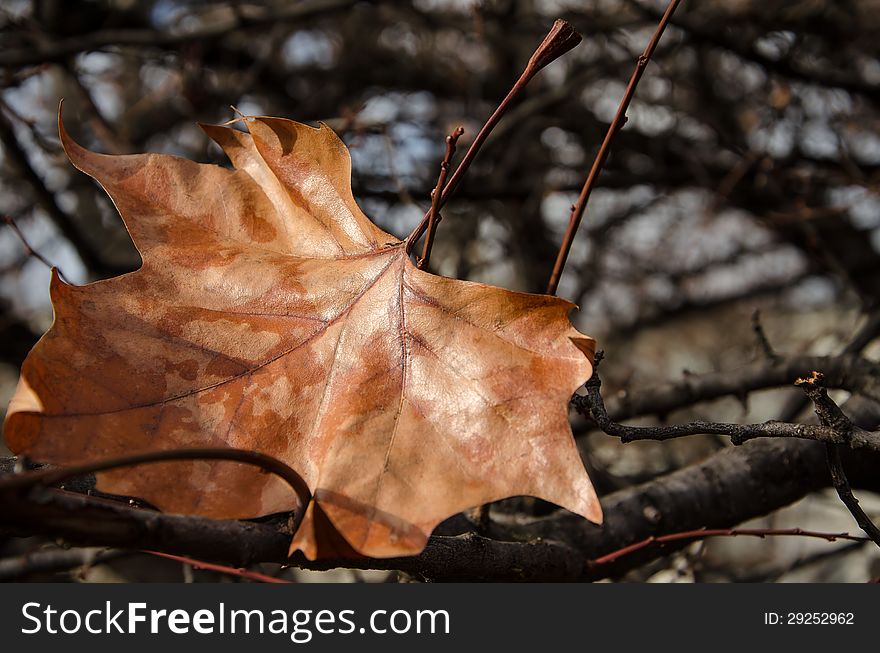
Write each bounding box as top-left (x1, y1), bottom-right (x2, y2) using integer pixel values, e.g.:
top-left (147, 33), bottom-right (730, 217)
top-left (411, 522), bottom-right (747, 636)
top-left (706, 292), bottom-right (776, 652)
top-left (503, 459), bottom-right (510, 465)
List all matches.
top-left (282, 30), bottom-right (336, 69)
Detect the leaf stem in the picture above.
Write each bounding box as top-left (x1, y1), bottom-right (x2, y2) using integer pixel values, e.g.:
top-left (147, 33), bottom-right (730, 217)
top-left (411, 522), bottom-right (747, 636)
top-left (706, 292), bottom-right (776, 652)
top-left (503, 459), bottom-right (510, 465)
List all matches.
top-left (0, 447), bottom-right (311, 514)
top-left (546, 0), bottom-right (682, 295)
top-left (405, 19), bottom-right (582, 252)
top-left (415, 126), bottom-right (464, 269)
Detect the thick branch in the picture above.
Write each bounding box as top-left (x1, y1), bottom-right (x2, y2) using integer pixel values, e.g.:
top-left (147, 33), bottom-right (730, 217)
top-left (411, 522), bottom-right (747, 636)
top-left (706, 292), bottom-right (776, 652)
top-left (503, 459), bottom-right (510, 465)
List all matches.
top-left (4, 431), bottom-right (877, 580)
top-left (0, 486), bottom-right (584, 581)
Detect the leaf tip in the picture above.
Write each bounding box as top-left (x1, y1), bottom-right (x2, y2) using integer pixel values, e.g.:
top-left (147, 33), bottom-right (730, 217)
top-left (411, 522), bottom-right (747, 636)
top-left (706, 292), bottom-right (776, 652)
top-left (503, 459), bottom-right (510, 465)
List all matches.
top-left (570, 335), bottom-right (597, 362)
top-left (57, 102), bottom-right (97, 173)
top-left (6, 374), bottom-right (44, 418)
top-left (289, 498), bottom-right (368, 561)
top-left (47, 265), bottom-right (71, 300)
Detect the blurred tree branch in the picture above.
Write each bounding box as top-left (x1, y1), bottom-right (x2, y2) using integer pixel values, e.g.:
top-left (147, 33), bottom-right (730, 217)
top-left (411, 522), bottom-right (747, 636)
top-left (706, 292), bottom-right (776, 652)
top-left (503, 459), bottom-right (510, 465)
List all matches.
top-left (0, 0), bottom-right (359, 67)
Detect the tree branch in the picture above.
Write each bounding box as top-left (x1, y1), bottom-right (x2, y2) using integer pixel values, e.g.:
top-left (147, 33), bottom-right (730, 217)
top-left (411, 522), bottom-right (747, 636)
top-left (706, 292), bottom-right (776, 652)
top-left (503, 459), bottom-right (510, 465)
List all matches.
top-left (575, 351), bottom-right (880, 453)
top-left (4, 429), bottom-right (877, 580)
top-left (0, 547), bottom-right (126, 581)
top-left (625, 0), bottom-right (880, 101)
top-left (777, 311), bottom-right (880, 421)
top-left (416, 126), bottom-right (463, 269)
top-left (2, 214), bottom-right (66, 278)
top-left (601, 353), bottom-right (880, 423)
top-left (0, 0), bottom-right (359, 68)
top-left (0, 109), bottom-right (119, 275)
top-left (796, 371), bottom-right (880, 548)
top-left (587, 527), bottom-right (868, 571)
top-left (0, 448), bottom-right (310, 508)
top-left (405, 19), bottom-right (582, 250)
top-left (546, 0), bottom-right (683, 294)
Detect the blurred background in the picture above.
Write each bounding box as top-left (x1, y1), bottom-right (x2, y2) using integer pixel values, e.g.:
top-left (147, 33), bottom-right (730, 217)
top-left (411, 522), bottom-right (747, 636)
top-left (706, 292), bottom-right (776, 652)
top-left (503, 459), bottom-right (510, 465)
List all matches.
top-left (1, 0), bottom-right (879, 581)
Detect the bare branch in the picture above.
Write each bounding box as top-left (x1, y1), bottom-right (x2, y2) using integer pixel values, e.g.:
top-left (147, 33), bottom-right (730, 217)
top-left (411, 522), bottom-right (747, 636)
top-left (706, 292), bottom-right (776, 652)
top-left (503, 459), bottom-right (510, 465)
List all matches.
top-left (575, 351), bottom-right (880, 452)
top-left (405, 19), bottom-right (582, 250)
top-left (4, 428), bottom-right (877, 580)
top-left (0, 448), bottom-right (311, 517)
top-left (0, 547), bottom-right (125, 581)
top-left (625, 0), bottom-right (880, 100)
top-left (601, 353), bottom-right (880, 423)
top-left (587, 527), bottom-right (868, 571)
top-left (0, 0), bottom-right (359, 68)
top-left (144, 551), bottom-right (292, 584)
top-left (416, 126), bottom-right (464, 269)
top-left (0, 109), bottom-right (121, 276)
top-left (546, 0), bottom-right (683, 295)
top-left (751, 309), bottom-right (779, 362)
top-left (796, 372), bottom-right (880, 548)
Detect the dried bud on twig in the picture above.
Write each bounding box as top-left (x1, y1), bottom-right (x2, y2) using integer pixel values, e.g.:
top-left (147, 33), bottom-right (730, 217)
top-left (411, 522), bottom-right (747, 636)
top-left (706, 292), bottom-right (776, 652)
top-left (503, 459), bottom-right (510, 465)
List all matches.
top-left (527, 19), bottom-right (582, 75)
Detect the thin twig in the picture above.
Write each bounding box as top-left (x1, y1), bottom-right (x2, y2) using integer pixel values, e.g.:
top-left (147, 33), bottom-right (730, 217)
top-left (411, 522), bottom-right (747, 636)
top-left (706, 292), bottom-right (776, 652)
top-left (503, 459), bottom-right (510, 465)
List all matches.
top-left (61, 62), bottom-right (128, 154)
top-left (624, 0), bottom-right (880, 101)
top-left (776, 310), bottom-right (880, 422)
top-left (602, 352), bottom-right (880, 424)
top-left (734, 540), bottom-right (868, 582)
top-left (796, 371), bottom-right (880, 549)
top-left (2, 214), bottom-right (66, 279)
top-left (794, 371), bottom-right (855, 436)
top-left (0, 547), bottom-right (126, 581)
top-left (826, 445), bottom-right (880, 548)
top-left (417, 126), bottom-right (464, 269)
top-left (405, 19), bottom-right (582, 252)
top-left (380, 128), bottom-right (415, 206)
top-left (751, 309), bottom-right (779, 361)
top-left (546, 0), bottom-right (683, 295)
top-left (575, 351), bottom-right (880, 452)
top-left (144, 550), bottom-right (292, 584)
top-left (0, 108), bottom-right (118, 276)
top-left (587, 527), bottom-right (868, 569)
top-left (0, 448), bottom-right (311, 516)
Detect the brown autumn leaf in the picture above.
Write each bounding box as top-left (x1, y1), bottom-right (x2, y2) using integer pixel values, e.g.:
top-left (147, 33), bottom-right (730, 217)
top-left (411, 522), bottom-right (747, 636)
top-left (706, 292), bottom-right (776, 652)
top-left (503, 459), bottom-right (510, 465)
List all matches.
top-left (3, 112), bottom-right (601, 559)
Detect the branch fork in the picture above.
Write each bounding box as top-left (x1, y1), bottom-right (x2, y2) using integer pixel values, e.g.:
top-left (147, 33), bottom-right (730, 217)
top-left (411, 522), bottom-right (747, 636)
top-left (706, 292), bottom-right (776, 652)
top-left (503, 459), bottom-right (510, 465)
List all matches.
top-left (405, 19), bottom-right (583, 256)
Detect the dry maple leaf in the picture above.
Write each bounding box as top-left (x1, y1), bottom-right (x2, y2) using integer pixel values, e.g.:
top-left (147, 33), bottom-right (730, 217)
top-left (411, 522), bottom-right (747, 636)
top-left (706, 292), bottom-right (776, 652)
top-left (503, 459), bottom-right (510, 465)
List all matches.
top-left (4, 112), bottom-right (601, 559)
